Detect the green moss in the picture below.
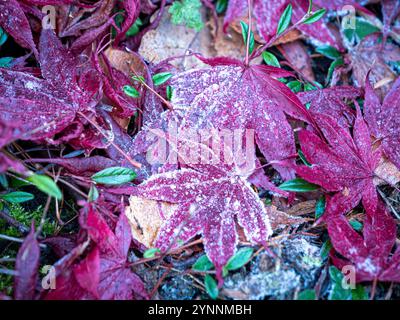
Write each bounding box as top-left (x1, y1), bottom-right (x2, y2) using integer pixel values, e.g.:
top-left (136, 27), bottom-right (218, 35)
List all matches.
top-left (0, 203), bottom-right (57, 237)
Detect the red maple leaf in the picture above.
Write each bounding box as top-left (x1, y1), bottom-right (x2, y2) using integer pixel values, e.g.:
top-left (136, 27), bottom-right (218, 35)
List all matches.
top-left (296, 106), bottom-right (381, 218)
top-left (224, 0), bottom-right (344, 50)
top-left (297, 86), bottom-right (360, 127)
top-left (14, 224), bottom-right (40, 300)
top-left (364, 74), bottom-right (400, 170)
top-left (328, 201), bottom-right (400, 283)
top-left (0, 28), bottom-right (100, 144)
top-left (169, 58), bottom-right (313, 180)
top-left (134, 162), bottom-right (273, 282)
top-left (46, 204), bottom-right (148, 300)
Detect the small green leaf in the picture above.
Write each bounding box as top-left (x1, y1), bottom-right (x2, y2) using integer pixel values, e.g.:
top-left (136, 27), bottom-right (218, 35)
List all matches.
top-left (349, 219), bottom-right (363, 231)
top-left (315, 195), bottom-right (326, 219)
top-left (152, 72), bottom-right (173, 86)
top-left (303, 83), bottom-right (318, 91)
top-left (88, 185), bottom-right (99, 202)
top-left (262, 51), bottom-right (280, 67)
top-left (0, 174), bottom-right (8, 188)
top-left (326, 57), bottom-right (344, 84)
top-left (204, 275), bottom-right (219, 300)
top-left (123, 85), bottom-right (140, 98)
top-left (0, 57), bottom-right (13, 68)
top-left (91, 167), bottom-right (137, 185)
top-left (316, 45), bottom-right (341, 60)
top-left (192, 255), bottom-right (214, 271)
top-left (351, 285), bottom-right (368, 300)
top-left (143, 248), bottom-right (160, 258)
top-left (320, 239), bottom-right (332, 260)
top-left (27, 174), bottom-right (62, 200)
top-left (329, 266), bottom-right (343, 283)
top-left (225, 247), bottom-right (254, 271)
top-left (307, 0), bottom-right (313, 14)
top-left (303, 9), bottom-right (326, 24)
top-left (0, 28), bottom-right (8, 46)
top-left (126, 17), bottom-right (143, 37)
top-left (279, 178), bottom-right (319, 192)
top-left (298, 149), bottom-right (311, 166)
top-left (166, 85), bottom-right (173, 101)
top-left (287, 80), bottom-right (302, 93)
top-left (0, 191), bottom-right (34, 203)
top-left (240, 21), bottom-right (255, 54)
top-left (277, 4), bottom-right (292, 35)
top-left (329, 282), bottom-right (352, 300)
top-left (132, 75), bottom-right (145, 83)
top-left (298, 289), bottom-right (316, 300)
top-left (216, 0), bottom-right (228, 14)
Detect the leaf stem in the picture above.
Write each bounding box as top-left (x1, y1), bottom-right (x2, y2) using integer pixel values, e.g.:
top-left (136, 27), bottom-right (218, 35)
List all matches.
top-left (77, 112), bottom-right (142, 169)
top-left (245, 0), bottom-right (253, 66)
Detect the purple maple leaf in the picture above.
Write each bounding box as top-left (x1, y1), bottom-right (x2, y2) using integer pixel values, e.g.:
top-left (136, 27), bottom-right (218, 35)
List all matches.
top-left (48, 204), bottom-right (148, 300)
top-left (297, 86), bottom-right (361, 127)
top-left (0, 0), bottom-right (38, 57)
top-left (169, 61), bottom-right (313, 180)
top-left (0, 28), bottom-right (100, 144)
top-left (296, 106), bottom-right (381, 218)
top-left (134, 162), bottom-right (273, 282)
top-left (14, 224), bottom-right (40, 300)
top-left (224, 0), bottom-right (343, 50)
top-left (364, 73), bottom-right (400, 170)
top-left (328, 201), bottom-right (400, 283)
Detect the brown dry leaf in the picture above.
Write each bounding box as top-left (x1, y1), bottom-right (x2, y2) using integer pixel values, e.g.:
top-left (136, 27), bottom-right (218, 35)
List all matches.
top-left (104, 47), bottom-right (147, 77)
top-left (138, 10), bottom-right (211, 70)
top-left (374, 157), bottom-right (400, 186)
top-left (209, 18), bottom-right (263, 64)
top-left (286, 200), bottom-right (317, 216)
top-left (278, 41), bottom-right (315, 82)
top-left (125, 196), bottom-right (178, 248)
top-left (268, 205), bottom-right (308, 231)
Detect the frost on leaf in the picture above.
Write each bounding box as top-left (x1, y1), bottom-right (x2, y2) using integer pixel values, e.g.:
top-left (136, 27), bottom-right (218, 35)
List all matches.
top-left (170, 63), bottom-right (313, 180)
top-left (364, 73), bottom-right (400, 170)
top-left (328, 201), bottom-right (400, 283)
top-left (47, 204), bottom-right (148, 300)
top-left (224, 0), bottom-right (342, 49)
top-left (134, 164), bottom-right (273, 281)
top-left (296, 107), bottom-right (381, 219)
top-left (297, 86), bottom-right (360, 127)
top-left (0, 29), bottom-right (100, 143)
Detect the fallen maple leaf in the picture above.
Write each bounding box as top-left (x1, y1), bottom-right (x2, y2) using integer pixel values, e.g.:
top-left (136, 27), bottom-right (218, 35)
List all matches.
top-left (296, 106), bottom-right (381, 219)
top-left (364, 73), bottom-right (400, 170)
top-left (224, 0), bottom-right (343, 50)
top-left (133, 162), bottom-right (273, 282)
top-left (170, 60), bottom-right (313, 180)
top-left (0, 0), bottom-right (38, 57)
top-left (297, 86), bottom-right (360, 127)
top-left (47, 204), bottom-right (148, 300)
top-left (14, 223), bottom-right (40, 300)
top-left (0, 28), bottom-right (101, 145)
top-left (328, 201), bottom-right (399, 283)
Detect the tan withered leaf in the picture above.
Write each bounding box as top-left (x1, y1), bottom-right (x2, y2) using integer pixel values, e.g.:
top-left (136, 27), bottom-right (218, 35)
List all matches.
top-left (138, 10), bottom-right (211, 70)
top-left (373, 156), bottom-right (400, 187)
top-left (125, 196), bottom-right (177, 248)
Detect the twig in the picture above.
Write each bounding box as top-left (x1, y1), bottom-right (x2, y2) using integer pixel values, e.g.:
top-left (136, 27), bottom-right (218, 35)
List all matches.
top-left (78, 111), bottom-right (142, 169)
top-left (0, 209), bottom-right (30, 234)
